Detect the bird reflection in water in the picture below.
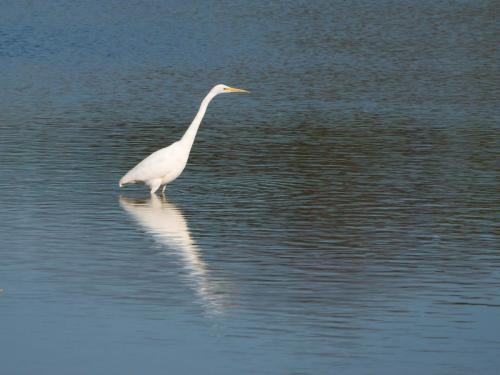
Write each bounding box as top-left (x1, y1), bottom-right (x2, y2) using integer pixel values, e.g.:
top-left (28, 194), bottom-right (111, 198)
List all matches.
top-left (120, 195), bottom-right (225, 315)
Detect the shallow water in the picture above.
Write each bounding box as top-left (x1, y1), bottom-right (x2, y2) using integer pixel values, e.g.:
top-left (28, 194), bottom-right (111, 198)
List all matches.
top-left (0, 1), bottom-right (499, 374)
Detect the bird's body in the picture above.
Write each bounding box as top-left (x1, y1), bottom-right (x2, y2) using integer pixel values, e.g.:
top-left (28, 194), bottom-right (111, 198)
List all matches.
top-left (119, 140), bottom-right (188, 193)
top-left (119, 84), bottom-right (248, 194)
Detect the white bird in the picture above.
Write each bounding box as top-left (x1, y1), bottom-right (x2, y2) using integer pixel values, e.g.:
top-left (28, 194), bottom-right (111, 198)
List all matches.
top-left (119, 84), bottom-right (249, 194)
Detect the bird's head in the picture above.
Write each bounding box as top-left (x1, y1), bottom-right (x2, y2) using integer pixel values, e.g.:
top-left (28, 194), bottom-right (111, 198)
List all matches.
top-left (212, 84), bottom-right (249, 95)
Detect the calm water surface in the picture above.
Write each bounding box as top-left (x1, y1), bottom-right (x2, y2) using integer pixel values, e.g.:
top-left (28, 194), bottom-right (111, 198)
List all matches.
top-left (0, 1), bottom-right (499, 374)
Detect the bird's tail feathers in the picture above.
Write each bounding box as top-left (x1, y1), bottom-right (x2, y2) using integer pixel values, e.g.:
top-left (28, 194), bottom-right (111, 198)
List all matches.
top-left (119, 175), bottom-right (135, 188)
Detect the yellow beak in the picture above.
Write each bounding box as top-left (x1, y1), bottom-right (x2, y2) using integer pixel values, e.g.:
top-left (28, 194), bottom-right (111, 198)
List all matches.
top-left (224, 86), bottom-right (249, 93)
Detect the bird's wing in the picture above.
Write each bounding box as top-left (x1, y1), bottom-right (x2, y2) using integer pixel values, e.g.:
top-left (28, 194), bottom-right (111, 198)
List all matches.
top-left (122, 141), bottom-right (184, 183)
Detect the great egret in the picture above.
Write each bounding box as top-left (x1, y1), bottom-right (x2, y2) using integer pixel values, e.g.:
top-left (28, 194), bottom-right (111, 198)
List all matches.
top-left (119, 84), bottom-right (249, 194)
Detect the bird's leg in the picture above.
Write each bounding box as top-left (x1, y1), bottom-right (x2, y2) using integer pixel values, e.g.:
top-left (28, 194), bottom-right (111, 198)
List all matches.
top-left (161, 185), bottom-right (167, 195)
top-left (149, 179), bottom-right (162, 195)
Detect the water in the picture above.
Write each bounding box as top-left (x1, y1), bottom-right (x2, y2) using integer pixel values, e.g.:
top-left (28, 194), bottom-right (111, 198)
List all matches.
top-left (0, 1), bottom-right (499, 374)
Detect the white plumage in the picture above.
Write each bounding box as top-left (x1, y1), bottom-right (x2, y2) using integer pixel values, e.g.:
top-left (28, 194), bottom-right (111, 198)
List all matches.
top-left (119, 84), bottom-right (248, 194)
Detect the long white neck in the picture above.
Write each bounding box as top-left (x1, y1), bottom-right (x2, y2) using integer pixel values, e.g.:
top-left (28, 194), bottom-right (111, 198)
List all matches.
top-left (181, 89), bottom-right (218, 149)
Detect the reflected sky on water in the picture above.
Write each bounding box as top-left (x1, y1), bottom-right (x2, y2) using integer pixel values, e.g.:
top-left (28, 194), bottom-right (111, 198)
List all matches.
top-left (0, 0), bottom-right (499, 374)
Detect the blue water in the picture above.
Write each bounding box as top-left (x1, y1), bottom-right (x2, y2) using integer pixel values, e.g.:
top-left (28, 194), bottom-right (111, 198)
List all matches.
top-left (1, 1), bottom-right (499, 374)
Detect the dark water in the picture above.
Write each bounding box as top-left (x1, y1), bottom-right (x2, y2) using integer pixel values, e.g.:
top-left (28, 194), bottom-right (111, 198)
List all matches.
top-left (1, 1), bottom-right (499, 374)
